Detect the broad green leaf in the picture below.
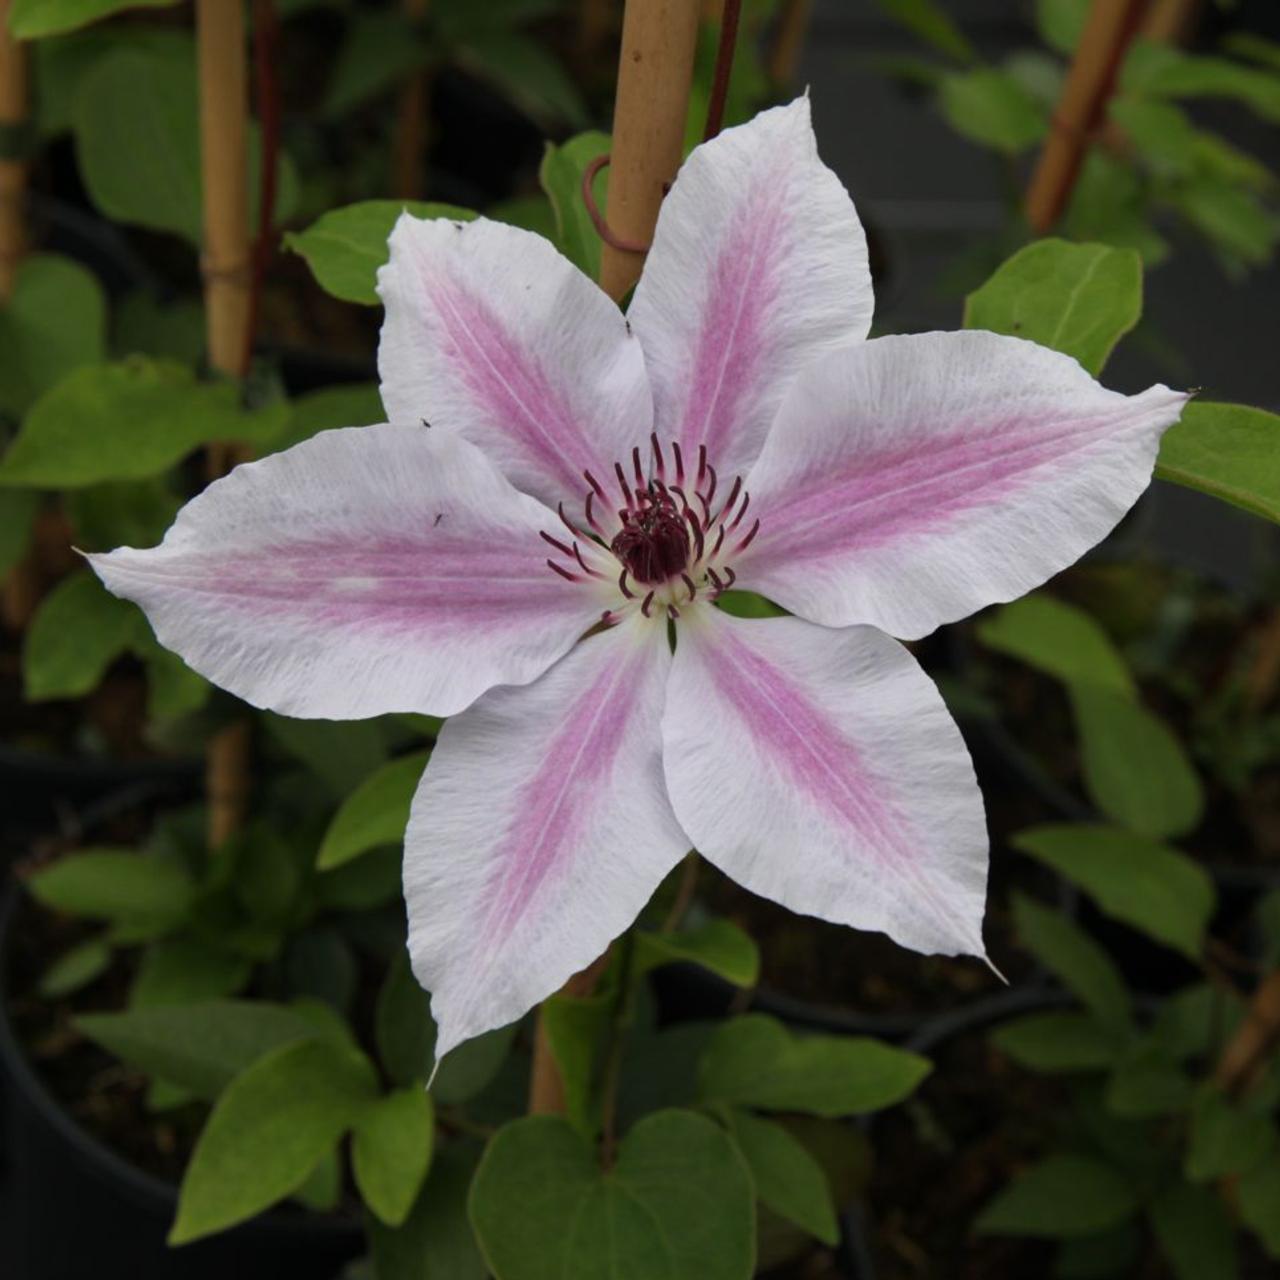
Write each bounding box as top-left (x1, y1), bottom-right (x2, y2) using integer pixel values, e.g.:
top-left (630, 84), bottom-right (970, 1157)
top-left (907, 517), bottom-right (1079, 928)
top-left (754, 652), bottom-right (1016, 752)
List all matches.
top-left (963, 239), bottom-right (1142, 376)
top-left (26, 847), bottom-right (192, 922)
top-left (723, 1108), bottom-right (838, 1245)
top-left (112, 292), bottom-right (206, 363)
top-left (171, 1038), bottom-right (377, 1243)
top-left (284, 201), bottom-right (476, 305)
top-left (0, 490), bottom-right (38, 577)
top-left (230, 825), bottom-right (305, 926)
top-left (539, 130), bottom-right (610, 279)
top-left (1157, 401), bottom-right (1280, 525)
top-left (434, 1021), bottom-right (521, 1106)
top-left (541, 988), bottom-right (613, 1136)
top-left (370, 1143), bottom-right (487, 1280)
top-left (0, 254), bottom-right (106, 415)
top-left (974, 593), bottom-right (1134, 695)
top-left (65, 478), bottom-right (180, 551)
top-left (1105, 1042), bottom-right (1194, 1116)
top-left (1034, 0), bottom-right (1088, 56)
top-left (76, 999), bottom-right (323, 1099)
top-left (1174, 181), bottom-right (1278, 269)
top-left (131, 937), bottom-right (250, 1007)
top-left (322, 12), bottom-right (426, 117)
top-left (293, 1148), bottom-right (342, 1212)
top-left (1149, 984), bottom-right (1243, 1060)
top-left (353, 1087), bottom-right (435, 1227)
top-left (22, 570), bottom-right (140, 700)
top-left (1239, 1154), bottom-right (1280, 1258)
top-left (1185, 1090), bottom-right (1275, 1182)
top-left (1, 359), bottom-right (288, 487)
top-left (262, 711), bottom-right (389, 795)
top-left (990, 1011), bottom-right (1122, 1073)
top-left (1070, 685), bottom-right (1204, 839)
top-left (1148, 1180), bottom-right (1237, 1280)
top-left (871, 0), bottom-right (975, 62)
top-left (314, 845), bottom-right (403, 911)
top-left (74, 42), bottom-right (297, 242)
top-left (1063, 151), bottom-right (1170, 265)
top-left (469, 1110), bottom-right (754, 1280)
top-left (938, 68), bottom-right (1047, 154)
top-left (267, 381), bottom-right (384, 454)
top-left (487, 194), bottom-right (558, 243)
top-left (1122, 41), bottom-right (1280, 124)
top-left (317, 751), bottom-right (428, 869)
top-left (456, 32), bottom-right (588, 128)
top-left (634, 919), bottom-right (760, 988)
top-left (9, 0), bottom-right (179, 38)
top-left (1222, 33), bottom-right (1280, 74)
top-left (1055, 1224), bottom-right (1142, 1280)
top-left (1012, 825), bottom-right (1213, 958)
top-left (1011, 894), bottom-right (1130, 1031)
top-left (699, 1014), bottom-right (931, 1116)
top-left (1109, 97), bottom-right (1198, 176)
top-left (284, 928), bottom-right (357, 1015)
top-left (376, 950), bottom-right (436, 1088)
top-left (976, 1154), bottom-right (1138, 1237)
top-left (141, 641), bottom-right (210, 722)
top-left (38, 936), bottom-right (112, 997)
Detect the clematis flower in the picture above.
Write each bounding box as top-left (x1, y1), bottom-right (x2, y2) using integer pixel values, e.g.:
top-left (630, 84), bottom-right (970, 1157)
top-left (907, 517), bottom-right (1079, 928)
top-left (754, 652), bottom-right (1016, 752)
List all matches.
top-left (91, 100), bottom-right (1188, 1059)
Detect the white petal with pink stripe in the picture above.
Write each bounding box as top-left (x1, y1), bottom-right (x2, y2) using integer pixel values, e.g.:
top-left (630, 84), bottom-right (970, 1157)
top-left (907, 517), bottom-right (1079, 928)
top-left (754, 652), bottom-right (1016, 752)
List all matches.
top-left (405, 612), bottom-right (687, 1059)
top-left (90, 426), bottom-right (603, 719)
top-left (378, 216), bottom-right (652, 511)
top-left (738, 330), bottom-right (1189, 639)
top-left (662, 608), bottom-right (988, 960)
top-left (628, 96), bottom-right (873, 483)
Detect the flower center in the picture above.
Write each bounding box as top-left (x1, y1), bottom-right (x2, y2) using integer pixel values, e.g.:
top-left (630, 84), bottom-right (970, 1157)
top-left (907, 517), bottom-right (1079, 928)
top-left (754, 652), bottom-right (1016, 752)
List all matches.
top-left (542, 435), bottom-right (761, 622)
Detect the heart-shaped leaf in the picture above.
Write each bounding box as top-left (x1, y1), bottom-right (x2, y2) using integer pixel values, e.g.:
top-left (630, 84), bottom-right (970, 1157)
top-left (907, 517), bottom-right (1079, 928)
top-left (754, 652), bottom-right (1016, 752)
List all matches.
top-left (469, 1110), bottom-right (755, 1280)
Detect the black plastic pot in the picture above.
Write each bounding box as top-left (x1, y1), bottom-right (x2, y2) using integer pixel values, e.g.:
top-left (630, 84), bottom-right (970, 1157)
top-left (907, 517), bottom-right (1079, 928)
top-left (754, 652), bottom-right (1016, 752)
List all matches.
top-left (0, 887), bottom-right (364, 1280)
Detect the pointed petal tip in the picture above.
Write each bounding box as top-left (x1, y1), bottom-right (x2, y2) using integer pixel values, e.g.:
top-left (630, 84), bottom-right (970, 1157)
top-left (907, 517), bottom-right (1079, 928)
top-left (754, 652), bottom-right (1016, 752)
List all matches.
top-left (981, 951), bottom-right (1010, 986)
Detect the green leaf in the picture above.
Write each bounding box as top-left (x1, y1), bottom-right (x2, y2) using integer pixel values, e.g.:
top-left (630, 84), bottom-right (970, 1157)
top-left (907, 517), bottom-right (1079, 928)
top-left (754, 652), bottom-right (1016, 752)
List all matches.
top-left (871, 0), bottom-right (975, 62)
top-left (370, 1143), bottom-right (487, 1280)
top-left (1221, 33), bottom-right (1280, 74)
top-left (0, 253), bottom-right (106, 416)
top-left (38, 936), bottom-right (112, 997)
top-left (284, 201), bottom-right (476, 305)
top-left (487, 194), bottom-right (558, 244)
top-left (963, 239), bottom-right (1142, 376)
top-left (1156, 401), bottom-right (1280, 525)
top-left (539, 131), bottom-right (610, 280)
top-left (990, 1011), bottom-right (1122, 1073)
top-left (1173, 181), bottom-right (1279, 269)
top-left (26, 847), bottom-right (192, 922)
top-left (9, 0), bottom-right (179, 38)
top-left (938, 68), bottom-right (1048, 154)
top-left (376, 950), bottom-right (436, 1089)
top-left (65, 478), bottom-right (180, 551)
top-left (1239, 1154), bottom-right (1280, 1258)
top-left (1034, 0), bottom-right (1088, 56)
top-left (468, 1110), bottom-right (755, 1280)
top-left (1070, 685), bottom-right (1204, 839)
top-left (634, 919), bottom-right (760, 988)
top-left (22, 570), bottom-right (140, 700)
top-left (1011, 895), bottom-right (1130, 1031)
top-left (354, 1087), bottom-right (435, 1227)
top-left (540, 988), bottom-right (612, 1137)
top-left (76, 999), bottom-right (324, 1100)
top-left (1123, 41), bottom-right (1280, 124)
top-left (322, 12), bottom-right (426, 116)
top-left (130, 937), bottom-right (250, 1006)
top-left (456, 32), bottom-right (588, 128)
top-left (1109, 97), bottom-right (1198, 176)
top-left (1055, 1224), bottom-right (1142, 1279)
top-left (723, 1108), bottom-right (838, 1245)
top-left (268, 382), bottom-right (384, 454)
top-left (73, 41), bottom-right (297, 243)
top-left (1105, 1041), bottom-right (1194, 1116)
top-left (1185, 1090), bottom-right (1275, 1182)
top-left (317, 752), bottom-right (428, 870)
top-left (262, 711), bottom-right (389, 795)
top-left (112, 292), bottom-right (206, 363)
top-left (1148, 1180), bottom-right (1237, 1280)
top-left (975, 593), bottom-right (1134, 695)
top-left (141, 641), bottom-right (210, 722)
top-left (976, 1154), bottom-right (1138, 1237)
top-left (314, 845), bottom-right (403, 911)
top-left (1, 359), bottom-right (288, 487)
top-left (0, 490), bottom-right (38, 577)
top-left (1150, 984), bottom-right (1243, 1061)
top-left (1012, 825), bottom-right (1214, 958)
top-left (171, 1038), bottom-right (377, 1243)
top-left (435, 1022), bottom-right (521, 1106)
top-left (293, 1148), bottom-right (342, 1212)
top-left (1063, 151), bottom-right (1170, 265)
top-left (699, 1014), bottom-right (931, 1116)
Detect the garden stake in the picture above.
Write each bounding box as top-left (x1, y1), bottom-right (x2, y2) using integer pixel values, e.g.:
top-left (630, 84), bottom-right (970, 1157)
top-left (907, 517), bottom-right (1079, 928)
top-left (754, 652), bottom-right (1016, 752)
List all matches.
top-left (768, 0), bottom-right (813, 88)
top-left (1215, 970), bottom-right (1280, 1099)
top-left (1025, 0), bottom-right (1150, 235)
top-left (527, 0), bottom-right (701, 1116)
top-left (197, 0), bottom-right (255, 849)
top-left (0, 0), bottom-right (37, 631)
top-left (392, 0), bottom-right (431, 199)
top-left (1143, 0), bottom-right (1202, 44)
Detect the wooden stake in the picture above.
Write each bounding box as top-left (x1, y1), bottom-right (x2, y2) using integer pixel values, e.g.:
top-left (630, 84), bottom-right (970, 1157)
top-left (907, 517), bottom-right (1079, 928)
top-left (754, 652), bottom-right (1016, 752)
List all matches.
top-left (1024, 0), bottom-right (1150, 236)
top-left (197, 0), bottom-right (254, 849)
top-left (596, 0), bottom-right (701, 302)
top-left (392, 0), bottom-right (431, 200)
top-left (1215, 971), bottom-right (1280, 1098)
top-left (767, 0), bottom-right (813, 88)
top-left (528, 0), bottom-right (700, 1117)
top-left (1143, 0), bottom-right (1201, 44)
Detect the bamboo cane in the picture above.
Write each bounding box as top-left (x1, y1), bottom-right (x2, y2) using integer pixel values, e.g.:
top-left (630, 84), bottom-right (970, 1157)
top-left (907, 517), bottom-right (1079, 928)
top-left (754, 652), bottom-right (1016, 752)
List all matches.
top-left (196, 0), bottom-right (254, 849)
top-left (528, 0), bottom-right (700, 1117)
top-left (1024, 0), bottom-right (1150, 236)
top-left (1143, 0), bottom-right (1201, 44)
top-left (392, 0), bottom-right (431, 200)
top-left (767, 0), bottom-right (812, 88)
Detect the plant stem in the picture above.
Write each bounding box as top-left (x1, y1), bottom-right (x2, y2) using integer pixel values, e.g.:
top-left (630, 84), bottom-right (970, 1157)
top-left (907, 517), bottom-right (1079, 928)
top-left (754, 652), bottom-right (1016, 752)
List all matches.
top-left (596, 0), bottom-right (701, 302)
top-left (660, 852), bottom-right (700, 933)
top-left (598, 931), bottom-right (638, 1170)
top-left (392, 0), bottom-right (431, 200)
top-left (528, 0), bottom-right (700, 1117)
top-left (1143, 0), bottom-right (1201, 43)
top-left (1215, 970), bottom-right (1280, 1098)
top-left (1024, 0), bottom-right (1149, 236)
top-left (702, 0), bottom-right (743, 142)
top-left (196, 0), bottom-right (254, 850)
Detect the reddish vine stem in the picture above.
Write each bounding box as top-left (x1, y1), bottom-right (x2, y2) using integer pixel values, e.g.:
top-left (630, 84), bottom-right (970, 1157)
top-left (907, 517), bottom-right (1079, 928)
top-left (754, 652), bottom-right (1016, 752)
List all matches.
top-left (243, 0), bottom-right (281, 379)
top-left (702, 0), bottom-right (743, 142)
